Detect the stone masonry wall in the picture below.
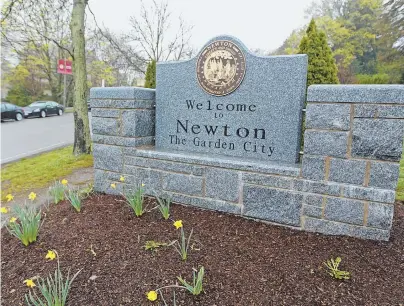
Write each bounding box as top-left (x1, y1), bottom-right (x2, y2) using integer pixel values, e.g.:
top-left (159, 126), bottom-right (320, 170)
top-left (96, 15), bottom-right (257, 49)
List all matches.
top-left (90, 85), bottom-right (404, 241)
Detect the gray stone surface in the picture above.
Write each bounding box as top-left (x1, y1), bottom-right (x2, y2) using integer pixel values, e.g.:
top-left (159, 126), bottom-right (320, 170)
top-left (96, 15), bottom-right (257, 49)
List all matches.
top-left (91, 99), bottom-right (154, 109)
top-left (162, 172), bottom-right (203, 196)
top-left (368, 162), bottom-right (400, 190)
top-left (304, 131), bottom-right (348, 158)
top-left (243, 173), bottom-right (293, 189)
top-left (354, 105), bottom-right (404, 118)
top-left (301, 155), bottom-right (325, 180)
top-left (324, 197), bottom-right (364, 225)
top-left (306, 103), bottom-right (350, 130)
top-left (343, 185), bottom-right (395, 203)
top-left (122, 166), bottom-right (163, 193)
top-left (122, 110), bottom-right (155, 137)
top-left (93, 144), bottom-right (123, 172)
top-left (91, 108), bottom-right (121, 118)
top-left (243, 185), bottom-right (303, 226)
top-left (169, 193), bottom-right (242, 214)
top-left (301, 180), bottom-right (341, 196)
top-left (329, 158), bottom-right (366, 185)
top-left (156, 35), bottom-right (307, 163)
top-left (352, 118), bottom-right (404, 162)
top-left (205, 168), bottom-right (240, 202)
top-left (303, 205), bottom-right (323, 218)
top-left (92, 117), bottom-right (119, 136)
top-left (307, 85), bottom-right (404, 104)
top-left (367, 202), bottom-right (394, 229)
top-left (351, 226), bottom-right (390, 241)
top-left (304, 218), bottom-right (351, 236)
top-left (304, 194), bottom-right (324, 207)
top-left (92, 135), bottom-right (154, 147)
top-left (127, 148), bottom-right (301, 177)
top-left (125, 156), bottom-right (204, 176)
top-left (90, 87), bottom-right (156, 100)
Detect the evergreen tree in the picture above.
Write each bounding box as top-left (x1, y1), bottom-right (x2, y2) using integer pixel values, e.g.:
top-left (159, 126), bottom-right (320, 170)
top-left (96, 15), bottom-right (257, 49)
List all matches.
top-left (298, 19), bottom-right (339, 86)
top-left (144, 60), bottom-right (156, 89)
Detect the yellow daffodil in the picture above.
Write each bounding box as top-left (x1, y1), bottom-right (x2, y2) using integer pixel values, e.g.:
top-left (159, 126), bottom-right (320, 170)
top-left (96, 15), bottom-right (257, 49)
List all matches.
top-left (110, 183), bottom-right (116, 189)
top-left (23, 279), bottom-right (36, 288)
top-left (0, 207), bottom-right (8, 214)
top-left (173, 220), bottom-right (183, 229)
top-left (45, 250), bottom-right (56, 261)
top-left (6, 194), bottom-right (14, 202)
top-left (61, 179), bottom-right (68, 186)
top-left (141, 183), bottom-right (145, 187)
top-left (9, 217), bottom-right (17, 223)
top-left (120, 176), bottom-right (125, 182)
top-left (146, 290), bottom-right (158, 301)
top-left (28, 192), bottom-right (37, 201)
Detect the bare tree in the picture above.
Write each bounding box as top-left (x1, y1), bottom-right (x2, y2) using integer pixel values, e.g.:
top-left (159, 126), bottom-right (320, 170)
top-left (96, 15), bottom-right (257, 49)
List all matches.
top-left (129, 0), bottom-right (194, 61)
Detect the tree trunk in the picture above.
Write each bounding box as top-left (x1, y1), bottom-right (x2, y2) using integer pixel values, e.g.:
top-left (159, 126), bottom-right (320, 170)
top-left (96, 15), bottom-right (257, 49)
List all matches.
top-left (70, 0), bottom-right (91, 155)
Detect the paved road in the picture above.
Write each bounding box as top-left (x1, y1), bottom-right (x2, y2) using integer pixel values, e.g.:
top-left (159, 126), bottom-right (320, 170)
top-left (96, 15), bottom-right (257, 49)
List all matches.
top-left (1, 113), bottom-right (91, 164)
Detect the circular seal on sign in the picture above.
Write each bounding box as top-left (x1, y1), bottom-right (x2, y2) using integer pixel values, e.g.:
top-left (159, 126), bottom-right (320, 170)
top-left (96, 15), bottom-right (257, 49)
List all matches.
top-left (197, 40), bottom-right (246, 96)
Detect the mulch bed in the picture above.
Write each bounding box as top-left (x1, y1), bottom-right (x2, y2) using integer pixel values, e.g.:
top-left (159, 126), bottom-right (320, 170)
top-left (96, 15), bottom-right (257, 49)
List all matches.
top-left (1, 194), bottom-right (404, 306)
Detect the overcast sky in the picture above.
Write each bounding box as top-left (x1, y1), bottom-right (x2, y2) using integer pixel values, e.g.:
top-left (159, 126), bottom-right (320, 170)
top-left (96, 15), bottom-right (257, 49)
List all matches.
top-left (90, 0), bottom-right (314, 53)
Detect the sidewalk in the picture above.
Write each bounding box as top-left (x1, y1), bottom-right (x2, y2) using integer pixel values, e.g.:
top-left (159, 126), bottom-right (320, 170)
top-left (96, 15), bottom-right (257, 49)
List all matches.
top-left (1, 167), bottom-right (94, 227)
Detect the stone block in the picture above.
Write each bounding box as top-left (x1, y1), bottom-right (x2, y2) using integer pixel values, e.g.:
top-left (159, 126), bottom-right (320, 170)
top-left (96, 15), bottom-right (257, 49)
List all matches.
top-left (354, 105), bottom-right (404, 119)
top-left (303, 205), bottom-right (323, 218)
top-left (92, 135), bottom-right (154, 147)
top-left (329, 158), bottom-right (366, 185)
top-left (169, 193), bottom-right (241, 214)
top-left (90, 86), bottom-right (156, 100)
top-left (243, 185), bottom-right (303, 226)
top-left (162, 173), bottom-right (203, 196)
top-left (302, 180), bottom-right (341, 196)
top-left (156, 35), bottom-right (307, 164)
top-left (343, 185), bottom-right (395, 203)
top-left (121, 110), bottom-right (155, 137)
top-left (368, 162), bottom-right (400, 190)
top-left (304, 194), bottom-right (324, 207)
top-left (243, 173), bottom-right (293, 189)
top-left (304, 131), bottom-right (348, 158)
top-left (91, 108), bottom-right (120, 118)
top-left (122, 166), bottom-right (162, 193)
top-left (304, 218), bottom-right (351, 236)
top-left (367, 202), bottom-right (394, 229)
top-left (324, 197), bottom-right (364, 225)
top-left (93, 144), bottom-right (123, 172)
top-left (91, 99), bottom-right (154, 109)
top-left (351, 226), bottom-right (390, 241)
top-left (92, 117), bottom-right (119, 136)
top-left (301, 155), bottom-right (325, 180)
top-left (306, 103), bottom-right (350, 130)
top-left (352, 118), bottom-right (404, 162)
top-left (205, 168), bottom-right (240, 202)
top-left (124, 156), bottom-right (204, 176)
top-left (307, 84), bottom-right (404, 104)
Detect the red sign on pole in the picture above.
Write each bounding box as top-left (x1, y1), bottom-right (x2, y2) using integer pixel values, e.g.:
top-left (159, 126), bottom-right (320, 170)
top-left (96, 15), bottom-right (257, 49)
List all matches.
top-left (57, 59), bottom-right (73, 74)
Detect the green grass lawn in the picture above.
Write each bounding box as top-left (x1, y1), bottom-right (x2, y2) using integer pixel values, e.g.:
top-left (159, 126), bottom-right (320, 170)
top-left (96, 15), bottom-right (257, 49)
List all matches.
top-left (396, 156), bottom-right (404, 202)
top-left (1, 146), bottom-right (93, 201)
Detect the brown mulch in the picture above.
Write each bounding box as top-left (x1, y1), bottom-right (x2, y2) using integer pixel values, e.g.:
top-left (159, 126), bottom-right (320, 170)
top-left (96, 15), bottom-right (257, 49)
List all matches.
top-left (1, 194), bottom-right (404, 306)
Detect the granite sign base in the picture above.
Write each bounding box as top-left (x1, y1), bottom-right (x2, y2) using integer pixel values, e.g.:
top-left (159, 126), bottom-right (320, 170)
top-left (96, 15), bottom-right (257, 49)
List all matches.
top-left (90, 85), bottom-right (404, 241)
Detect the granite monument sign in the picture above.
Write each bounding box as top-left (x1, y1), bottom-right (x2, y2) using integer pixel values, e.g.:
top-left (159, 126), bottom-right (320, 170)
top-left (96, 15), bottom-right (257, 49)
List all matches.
top-left (90, 35), bottom-right (404, 241)
top-left (156, 36), bottom-right (307, 163)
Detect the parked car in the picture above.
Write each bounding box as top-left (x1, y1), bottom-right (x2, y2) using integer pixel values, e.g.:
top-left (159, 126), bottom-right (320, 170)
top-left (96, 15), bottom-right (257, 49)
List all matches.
top-left (23, 101), bottom-right (64, 118)
top-left (1, 102), bottom-right (24, 122)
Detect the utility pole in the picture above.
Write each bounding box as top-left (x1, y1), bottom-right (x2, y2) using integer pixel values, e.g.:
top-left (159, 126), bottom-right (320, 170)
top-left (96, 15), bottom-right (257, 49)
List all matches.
top-left (63, 51), bottom-right (67, 107)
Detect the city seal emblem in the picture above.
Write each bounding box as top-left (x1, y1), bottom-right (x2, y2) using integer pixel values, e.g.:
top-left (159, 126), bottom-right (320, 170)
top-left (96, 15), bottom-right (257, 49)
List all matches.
top-left (196, 40), bottom-right (246, 96)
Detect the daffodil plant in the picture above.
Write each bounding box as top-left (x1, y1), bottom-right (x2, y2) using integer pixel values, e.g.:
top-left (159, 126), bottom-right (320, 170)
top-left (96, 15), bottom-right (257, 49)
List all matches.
top-left (156, 196), bottom-right (171, 220)
top-left (49, 180), bottom-right (67, 204)
top-left (147, 266), bottom-right (205, 303)
top-left (25, 250), bottom-right (81, 306)
top-left (65, 189), bottom-right (82, 212)
top-left (173, 220), bottom-right (193, 261)
top-left (123, 183), bottom-right (145, 217)
top-left (6, 205), bottom-right (41, 246)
